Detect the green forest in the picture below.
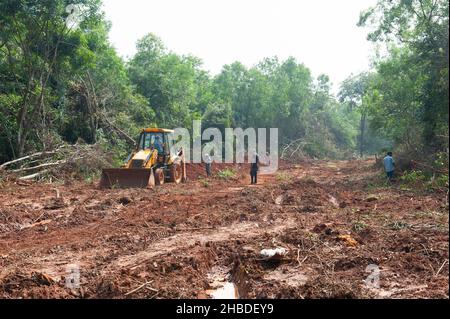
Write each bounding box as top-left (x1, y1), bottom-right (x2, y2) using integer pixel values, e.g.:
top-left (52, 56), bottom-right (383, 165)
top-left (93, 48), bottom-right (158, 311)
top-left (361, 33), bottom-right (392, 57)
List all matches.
top-left (0, 0), bottom-right (448, 170)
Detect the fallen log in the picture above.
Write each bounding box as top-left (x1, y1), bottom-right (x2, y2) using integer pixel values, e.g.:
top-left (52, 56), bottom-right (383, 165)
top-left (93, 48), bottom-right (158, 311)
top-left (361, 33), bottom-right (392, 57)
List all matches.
top-left (0, 142), bottom-right (108, 182)
top-left (0, 151), bottom-right (57, 170)
top-left (11, 160), bottom-right (66, 173)
top-left (0, 145), bottom-right (75, 170)
top-left (19, 169), bottom-right (49, 180)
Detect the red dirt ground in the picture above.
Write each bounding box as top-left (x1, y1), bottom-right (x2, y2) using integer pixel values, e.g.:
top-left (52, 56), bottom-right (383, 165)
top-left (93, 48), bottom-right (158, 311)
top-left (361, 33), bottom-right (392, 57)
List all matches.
top-left (0, 159), bottom-right (448, 299)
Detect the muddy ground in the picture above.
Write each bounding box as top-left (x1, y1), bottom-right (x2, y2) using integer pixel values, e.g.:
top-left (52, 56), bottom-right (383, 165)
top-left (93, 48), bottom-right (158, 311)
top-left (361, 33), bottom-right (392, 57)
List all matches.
top-left (0, 159), bottom-right (448, 299)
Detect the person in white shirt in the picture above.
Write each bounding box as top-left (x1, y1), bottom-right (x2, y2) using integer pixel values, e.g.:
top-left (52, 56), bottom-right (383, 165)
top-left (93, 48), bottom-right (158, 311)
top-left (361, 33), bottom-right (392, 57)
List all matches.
top-left (204, 153), bottom-right (212, 177)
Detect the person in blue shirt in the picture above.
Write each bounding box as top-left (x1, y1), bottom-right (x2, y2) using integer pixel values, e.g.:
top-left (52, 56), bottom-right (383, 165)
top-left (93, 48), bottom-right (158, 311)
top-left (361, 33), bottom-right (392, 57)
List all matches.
top-left (383, 151), bottom-right (395, 180)
top-left (153, 135), bottom-right (164, 154)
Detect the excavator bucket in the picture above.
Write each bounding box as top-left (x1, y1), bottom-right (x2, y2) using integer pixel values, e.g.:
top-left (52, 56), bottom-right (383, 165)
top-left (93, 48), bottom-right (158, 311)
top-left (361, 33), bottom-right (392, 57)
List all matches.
top-left (99, 168), bottom-right (155, 189)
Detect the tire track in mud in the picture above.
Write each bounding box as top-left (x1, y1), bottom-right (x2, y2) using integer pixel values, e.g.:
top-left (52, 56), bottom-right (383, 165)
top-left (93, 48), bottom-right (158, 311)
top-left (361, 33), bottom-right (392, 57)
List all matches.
top-left (109, 217), bottom-right (294, 272)
top-left (107, 173), bottom-right (285, 271)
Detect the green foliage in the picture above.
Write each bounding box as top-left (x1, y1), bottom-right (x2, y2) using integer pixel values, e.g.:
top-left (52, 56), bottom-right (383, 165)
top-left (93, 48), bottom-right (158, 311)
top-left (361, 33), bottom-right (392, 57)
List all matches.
top-left (0, 2), bottom-right (361, 166)
top-left (198, 177), bottom-right (210, 188)
top-left (1, 0), bottom-right (446, 172)
top-left (128, 33), bottom-right (205, 128)
top-left (217, 168), bottom-right (236, 180)
top-left (276, 172), bottom-right (292, 182)
top-left (400, 170), bottom-right (428, 184)
top-left (433, 152), bottom-right (449, 170)
top-left (387, 221), bottom-right (410, 231)
top-left (202, 102), bottom-right (232, 133)
top-left (359, 0), bottom-right (449, 154)
top-left (338, 72), bottom-right (394, 156)
top-left (352, 222), bottom-right (368, 233)
top-left (400, 169), bottom-right (449, 192)
top-left (213, 58), bottom-right (359, 158)
top-left (432, 174), bottom-right (449, 189)
top-left (0, 0), bottom-right (150, 164)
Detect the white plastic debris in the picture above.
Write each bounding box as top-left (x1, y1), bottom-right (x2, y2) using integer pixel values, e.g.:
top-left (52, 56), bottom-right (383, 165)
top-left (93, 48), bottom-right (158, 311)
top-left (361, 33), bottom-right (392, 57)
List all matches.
top-left (328, 195), bottom-right (339, 208)
top-left (260, 247), bottom-right (288, 260)
top-left (275, 195), bottom-right (283, 205)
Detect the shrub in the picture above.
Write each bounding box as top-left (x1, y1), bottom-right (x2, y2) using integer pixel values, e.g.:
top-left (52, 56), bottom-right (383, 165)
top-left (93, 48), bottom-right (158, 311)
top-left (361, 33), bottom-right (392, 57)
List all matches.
top-left (199, 177), bottom-right (210, 188)
top-left (217, 168), bottom-right (236, 180)
top-left (400, 170), bottom-right (427, 184)
top-left (276, 172), bottom-right (292, 182)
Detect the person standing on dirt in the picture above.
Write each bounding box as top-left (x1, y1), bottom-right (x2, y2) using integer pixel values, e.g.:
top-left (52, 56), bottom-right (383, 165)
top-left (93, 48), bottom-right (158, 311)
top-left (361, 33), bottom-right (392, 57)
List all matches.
top-left (250, 152), bottom-right (260, 184)
top-left (383, 151), bottom-right (395, 181)
top-left (204, 153), bottom-right (212, 177)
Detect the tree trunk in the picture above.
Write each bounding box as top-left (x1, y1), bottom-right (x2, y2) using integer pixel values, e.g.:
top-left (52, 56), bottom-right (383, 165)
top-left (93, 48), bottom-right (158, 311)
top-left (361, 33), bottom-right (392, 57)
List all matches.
top-left (16, 73), bottom-right (35, 158)
top-left (359, 112), bottom-right (366, 157)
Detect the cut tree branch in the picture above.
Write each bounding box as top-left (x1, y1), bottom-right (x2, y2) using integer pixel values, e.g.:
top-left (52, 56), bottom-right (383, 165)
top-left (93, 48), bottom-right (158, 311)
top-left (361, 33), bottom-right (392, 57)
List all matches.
top-left (99, 114), bottom-right (136, 146)
top-left (0, 150), bottom-right (58, 169)
top-left (11, 160), bottom-right (66, 173)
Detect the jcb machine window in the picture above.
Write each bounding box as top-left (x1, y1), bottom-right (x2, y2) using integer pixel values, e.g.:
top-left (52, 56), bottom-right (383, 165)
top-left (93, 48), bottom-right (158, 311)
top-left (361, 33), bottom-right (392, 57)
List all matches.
top-left (140, 132), bottom-right (164, 151)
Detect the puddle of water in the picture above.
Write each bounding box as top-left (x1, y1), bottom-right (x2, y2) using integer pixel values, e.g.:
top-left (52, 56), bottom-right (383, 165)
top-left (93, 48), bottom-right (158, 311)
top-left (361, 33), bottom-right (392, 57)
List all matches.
top-left (206, 282), bottom-right (239, 299)
top-left (203, 267), bottom-right (239, 299)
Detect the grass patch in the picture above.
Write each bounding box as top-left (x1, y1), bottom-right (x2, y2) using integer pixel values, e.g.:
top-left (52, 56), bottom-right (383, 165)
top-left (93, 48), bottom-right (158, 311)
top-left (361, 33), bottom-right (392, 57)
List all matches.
top-left (217, 168), bottom-right (236, 180)
top-left (85, 171), bottom-right (101, 184)
top-left (300, 176), bottom-right (315, 183)
top-left (386, 221), bottom-right (409, 230)
top-left (198, 177), bottom-right (210, 188)
top-left (276, 172), bottom-right (292, 182)
top-left (352, 221), bottom-right (368, 233)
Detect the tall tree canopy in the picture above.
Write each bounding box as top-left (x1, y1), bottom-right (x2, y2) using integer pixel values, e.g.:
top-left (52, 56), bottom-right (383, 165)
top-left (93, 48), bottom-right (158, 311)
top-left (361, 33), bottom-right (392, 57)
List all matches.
top-left (0, 0), bottom-right (149, 162)
top-left (359, 0), bottom-right (449, 153)
top-left (2, 0), bottom-right (446, 168)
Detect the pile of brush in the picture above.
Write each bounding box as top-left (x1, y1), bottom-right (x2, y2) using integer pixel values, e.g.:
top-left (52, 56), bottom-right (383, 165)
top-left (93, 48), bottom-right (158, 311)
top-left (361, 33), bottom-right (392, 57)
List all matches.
top-left (0, 142), bottom-right (111, 182)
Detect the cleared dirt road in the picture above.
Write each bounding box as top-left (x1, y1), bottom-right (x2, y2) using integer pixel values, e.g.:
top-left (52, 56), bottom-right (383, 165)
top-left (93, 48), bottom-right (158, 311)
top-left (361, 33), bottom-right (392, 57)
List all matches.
top-left (0, 159), bottom-right (448, 298)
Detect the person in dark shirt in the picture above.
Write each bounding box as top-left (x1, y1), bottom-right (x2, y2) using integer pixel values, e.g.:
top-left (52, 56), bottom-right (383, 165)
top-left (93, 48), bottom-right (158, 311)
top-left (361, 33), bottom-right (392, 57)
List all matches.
top-left (250, 152), bottom-right (259, 184)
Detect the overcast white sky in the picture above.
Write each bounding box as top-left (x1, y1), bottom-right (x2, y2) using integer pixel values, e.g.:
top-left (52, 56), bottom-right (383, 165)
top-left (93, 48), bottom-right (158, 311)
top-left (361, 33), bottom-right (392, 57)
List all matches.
top-left (102, 0), bottom-right (377, 90)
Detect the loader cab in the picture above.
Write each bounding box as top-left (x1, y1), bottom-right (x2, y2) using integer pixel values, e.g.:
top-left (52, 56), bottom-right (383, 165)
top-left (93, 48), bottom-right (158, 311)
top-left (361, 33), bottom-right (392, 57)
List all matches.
top-left (137, 128), bottom-right (173, 157)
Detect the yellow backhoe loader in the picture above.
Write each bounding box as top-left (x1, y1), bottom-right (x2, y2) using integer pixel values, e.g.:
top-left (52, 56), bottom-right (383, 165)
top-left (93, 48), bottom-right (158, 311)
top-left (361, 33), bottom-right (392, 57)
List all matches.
top-left (100, 128), bottom-right (186, 188)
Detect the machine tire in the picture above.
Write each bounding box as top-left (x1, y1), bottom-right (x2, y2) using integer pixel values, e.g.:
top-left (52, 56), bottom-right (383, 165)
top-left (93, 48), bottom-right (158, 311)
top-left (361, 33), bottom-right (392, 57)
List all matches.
top-left (170, 162), bottom-right (183, 184)
top-left (154, 168), bottom-right (165, 185)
